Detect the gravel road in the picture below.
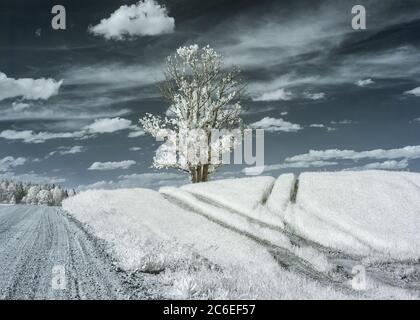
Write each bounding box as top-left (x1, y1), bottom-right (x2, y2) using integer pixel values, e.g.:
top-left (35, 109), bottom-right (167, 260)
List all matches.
top-left (0, 205), bottom-right (129, 300)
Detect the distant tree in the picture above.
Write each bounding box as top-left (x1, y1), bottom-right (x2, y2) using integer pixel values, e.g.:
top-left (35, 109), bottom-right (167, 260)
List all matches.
top-left (24, 185), bottom-right (41, 205)
top-left (68, 189), bottom-right (76, 197)
top-left (0, 179), bottom-right (74, 206)
top-left (37, 190), bottom-right (52, 206)
top-left (140, 45), bottom-right (245, 183)
top-left (52, 186), bottom-right (65, 206)
top-left (14, 182), bottom-right (25, 203)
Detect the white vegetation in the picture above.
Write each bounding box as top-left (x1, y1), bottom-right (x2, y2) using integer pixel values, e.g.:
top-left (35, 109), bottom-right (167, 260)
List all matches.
top-left (63, 188), bottom-right (351, 299)
top-left (165, 171), bottom-right (420, 260)
top-left (140, 45), bottom-right (245, 183)
top-left (0, 180), bottom-right (75, 206)
top-left (63, 171), bottom-right (420, 299)
top-left (288, 171), bottom-right (420, 259)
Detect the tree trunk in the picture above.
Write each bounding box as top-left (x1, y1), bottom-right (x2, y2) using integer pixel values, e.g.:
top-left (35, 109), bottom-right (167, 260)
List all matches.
top-left (191, 167), bottom-right (197, 183)
top-left (202, 164), bottom-right (209, 182)
top-left (196, 166), bottom-right (202, 183)
top-left (191, 165), bottom-right (210, 183)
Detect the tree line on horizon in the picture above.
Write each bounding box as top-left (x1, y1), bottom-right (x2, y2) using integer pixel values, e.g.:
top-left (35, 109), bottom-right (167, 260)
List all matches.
top-left (0, 180), bottom-right (75, 206)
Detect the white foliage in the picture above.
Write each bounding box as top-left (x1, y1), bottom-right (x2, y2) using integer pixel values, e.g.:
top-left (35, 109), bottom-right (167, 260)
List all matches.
top-left (140, 45), bottom-right (244, 178)
top-left (37, 189), bottom-right (52, 205)
top-left (0, 180), bottom-right (74, 206)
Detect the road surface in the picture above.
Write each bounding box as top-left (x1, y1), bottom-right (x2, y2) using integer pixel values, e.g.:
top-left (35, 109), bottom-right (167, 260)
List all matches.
top-left (0, 205), bottom-right (129, 300)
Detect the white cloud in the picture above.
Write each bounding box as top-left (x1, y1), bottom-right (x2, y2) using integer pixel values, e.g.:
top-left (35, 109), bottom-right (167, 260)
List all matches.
top-left (330, 120), bottom-right (356, 125)
top-left (84, 117), bottom-right (132, 133)
top-left (0, 130), bottom-right (85, 144)
top-left (356, 79), bottom-right (375, 87)
top-left (62, 63), bottom-right (162, 87)
top-left (246, 46), bottom-right (420, 96)
top-left (129, 147), bottom-right (142, 151)
top-left (252, 88), bottom-right (293, 102)
top-left (0, 117), bottom-right (142, 144)
top-left (310, 124), bottom-right (325, 128)
top-left (128, 129), bottom-right (145, 138)
top-left (0, 72), bottom-right (62, 101)
top-left (243, 145), bottom-right (418, 175)
top-left (337, 47), bottom-right (420, 85)
top-left (12, 102), bottom-right (31, 111)
top-left (405, 87), bottom-right (420, 97)
top-left (214, 4), bottom-right (348, 69)
top-left (89, 0), bottom-right (175, 40)
top-left (47, 146), bottom-right (84, 157)
top-left (352, 159), bottom-right (409, 171)
top-left (59, 146), bottom-right (84, 155)
top-left (88, 160), bottom-right (136, 171)
top-left (0, 171), bottom-right (65, 184)
top-left (286, 145), bottom-right (420, 163)
top-left (247, 74), bottom-right (318, 100)
top-left (303, 92), bottom-right (325, 100)
top-left (250, 117), bottom-right (302, 132)
top-left (241, 106), bottom-right (277, 115)
top-left (0, 156), bottom-right (26, 172)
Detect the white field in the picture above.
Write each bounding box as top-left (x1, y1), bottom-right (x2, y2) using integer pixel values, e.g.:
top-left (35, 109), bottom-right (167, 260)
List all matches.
top-left (286, 171), bottom-right (420, 260)
top-left (63, 188), bottom-right (351, 299)
top-left (63, 170), bottom-right (420, 299)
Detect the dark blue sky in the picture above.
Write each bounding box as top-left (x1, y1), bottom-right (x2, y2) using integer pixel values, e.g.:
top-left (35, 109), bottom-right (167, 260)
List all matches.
top-left (1, 0), bottom-right (420, 189)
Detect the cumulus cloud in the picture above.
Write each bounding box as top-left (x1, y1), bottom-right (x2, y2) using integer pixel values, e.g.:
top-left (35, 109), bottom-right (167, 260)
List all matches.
top-left (0, 130), bottom-right (85, 144)
top-left (404, 87), bottom-right (420, 97)
top-left (84, 117), bottom-right (144, 137)
top-left (0, 117), bottom-right (143, 144)
top-left (128, 130), bottom-right (145, 138)
top-left (356, 79), bottom-right (375, 87)
top-left (285, 145), bottom-right (420, 163)
top-left (12, 102), bottom-right (31, 111)
top-left (351, 159), bottom-right (409, 171)
top-left (59, 146), bottom-right (84, 155)
top-left (84, 117), bottom-right (132, 133)
top-left (250, 117), bottom-right (302, 132)
top-left (252, 88), bottom-right (293, 102)
top-left (310, 124), bottom-right (325, 128)
top-left (0, 171), bottom-right (65, 184)
top-left (47, 146), bottom-right (84, 158)
top-left (243, 145), bottom-right (418, 175)
top-left (303, 92), bottom-right (325, 100)
top-left (88, 160), bottom-right (136, 171)
top-left (0, 72), bottom-right (62, 101)
top-left (89, 0), bottom-right (175, 40)
top-left (0, 156), bottom-right (26, 172)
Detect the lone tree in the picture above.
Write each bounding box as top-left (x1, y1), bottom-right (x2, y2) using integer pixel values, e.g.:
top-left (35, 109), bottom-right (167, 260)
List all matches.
top-left (140, 45), bottom-right (245, 183)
